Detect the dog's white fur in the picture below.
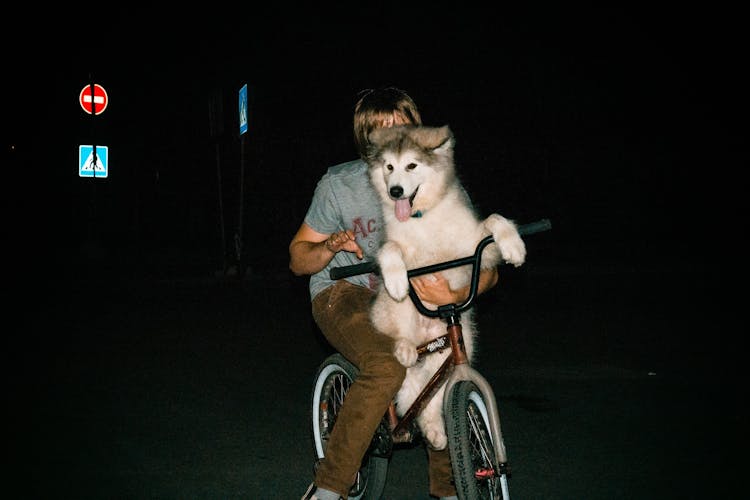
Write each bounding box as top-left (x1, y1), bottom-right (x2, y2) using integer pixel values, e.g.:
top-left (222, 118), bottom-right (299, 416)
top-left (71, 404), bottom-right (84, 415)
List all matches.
top-left (366, 125), bottom-right (526, 449)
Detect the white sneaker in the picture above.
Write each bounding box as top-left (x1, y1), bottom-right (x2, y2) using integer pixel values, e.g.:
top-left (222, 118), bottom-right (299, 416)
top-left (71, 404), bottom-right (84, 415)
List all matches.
top-left (301, 482), bottom-right (342, 500)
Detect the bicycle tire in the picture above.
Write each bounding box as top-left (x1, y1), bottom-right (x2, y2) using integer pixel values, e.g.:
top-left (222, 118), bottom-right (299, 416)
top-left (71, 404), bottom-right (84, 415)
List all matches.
top-left (446, 381), bottom-right (510, 500)
top-left (310, 353), bottom-right (389, 500)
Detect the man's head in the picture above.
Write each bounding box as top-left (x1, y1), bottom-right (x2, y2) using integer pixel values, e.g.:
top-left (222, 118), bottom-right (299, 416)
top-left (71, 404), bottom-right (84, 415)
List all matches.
top-left (353, 87), bottom-right (422, 158)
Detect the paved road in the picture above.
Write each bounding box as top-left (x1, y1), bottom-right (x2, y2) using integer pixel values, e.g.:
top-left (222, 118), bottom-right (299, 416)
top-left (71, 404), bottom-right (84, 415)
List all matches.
top-left (21, 251), bottom-right (741, 499)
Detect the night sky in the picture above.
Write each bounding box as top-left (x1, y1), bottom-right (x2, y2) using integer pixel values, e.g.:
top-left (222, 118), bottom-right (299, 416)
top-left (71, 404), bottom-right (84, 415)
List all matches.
top-left (8, 7), bottom-right (744, 278)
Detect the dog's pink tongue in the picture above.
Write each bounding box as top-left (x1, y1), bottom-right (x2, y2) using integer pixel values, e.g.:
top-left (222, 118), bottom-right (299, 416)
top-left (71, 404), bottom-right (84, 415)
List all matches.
top-left (395, 199), bottom-right (411, 222)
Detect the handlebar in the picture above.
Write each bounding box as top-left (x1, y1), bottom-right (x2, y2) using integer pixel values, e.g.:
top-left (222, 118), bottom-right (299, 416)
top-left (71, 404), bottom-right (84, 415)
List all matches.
top-left (329, 218), bottom-right (551, 319)
top-left (330, 218), bottom-right (551, 280)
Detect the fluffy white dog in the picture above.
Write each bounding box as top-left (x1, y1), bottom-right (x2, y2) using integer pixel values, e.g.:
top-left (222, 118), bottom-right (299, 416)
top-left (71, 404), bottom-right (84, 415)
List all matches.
top-left (366, 124), bottom-right (526, 449)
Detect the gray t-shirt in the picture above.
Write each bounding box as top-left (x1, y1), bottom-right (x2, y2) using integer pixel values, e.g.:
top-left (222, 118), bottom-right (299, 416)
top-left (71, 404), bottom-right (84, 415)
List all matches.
top-left (304, 159), bottom-right (384, 300)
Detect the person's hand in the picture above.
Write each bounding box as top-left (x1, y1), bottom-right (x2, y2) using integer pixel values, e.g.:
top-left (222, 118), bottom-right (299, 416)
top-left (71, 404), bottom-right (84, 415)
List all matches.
top-left (324, 230), bottom-right (364, 259)
top-left (410, 272), bottom-right (460, 305)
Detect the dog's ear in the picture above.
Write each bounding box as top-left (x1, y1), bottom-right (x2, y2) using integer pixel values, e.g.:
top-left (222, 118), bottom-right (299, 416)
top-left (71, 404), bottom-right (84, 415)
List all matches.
top-left (414, 125), bottom-right (454, 154)
top-left (365, 128), bottom-right (392, 164)
top-left (435, 125), bottom-right (454, 153)
top-left (368, 127), bottom-right (387, 145)
top-left (368, 126), bottom-right (402, 146)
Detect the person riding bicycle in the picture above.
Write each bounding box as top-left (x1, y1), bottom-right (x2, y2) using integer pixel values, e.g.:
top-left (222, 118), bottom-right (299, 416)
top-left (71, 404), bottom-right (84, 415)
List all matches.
top-left (289, 86), bottom-right (500, 500)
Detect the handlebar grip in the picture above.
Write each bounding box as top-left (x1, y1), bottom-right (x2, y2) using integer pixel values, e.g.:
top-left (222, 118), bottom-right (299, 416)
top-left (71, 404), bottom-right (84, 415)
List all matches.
top-left (518, 218), bottom-right (552, 236)
top-left (329, 261), bottom-right (377, 280)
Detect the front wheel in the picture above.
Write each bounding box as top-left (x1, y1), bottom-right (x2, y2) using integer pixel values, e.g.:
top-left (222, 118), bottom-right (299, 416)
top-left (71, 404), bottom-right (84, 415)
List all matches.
top-left (310, 353), bottom-right (389, 500)
top-left (446, 381), bottom-right (510, 500)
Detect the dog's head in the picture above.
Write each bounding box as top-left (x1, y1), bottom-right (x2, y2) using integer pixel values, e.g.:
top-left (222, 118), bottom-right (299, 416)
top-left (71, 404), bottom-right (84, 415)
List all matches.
top-left (366, 125), bottom-right (456, 222)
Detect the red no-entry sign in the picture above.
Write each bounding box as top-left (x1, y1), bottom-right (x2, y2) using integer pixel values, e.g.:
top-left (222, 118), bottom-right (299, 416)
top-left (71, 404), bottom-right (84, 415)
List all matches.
top-left (79, 84), bottom-right (108, 115)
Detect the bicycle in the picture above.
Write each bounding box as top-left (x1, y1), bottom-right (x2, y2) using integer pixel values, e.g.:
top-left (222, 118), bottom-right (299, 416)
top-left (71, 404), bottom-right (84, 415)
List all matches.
top-left (310, 218), bottom-right (552, 499)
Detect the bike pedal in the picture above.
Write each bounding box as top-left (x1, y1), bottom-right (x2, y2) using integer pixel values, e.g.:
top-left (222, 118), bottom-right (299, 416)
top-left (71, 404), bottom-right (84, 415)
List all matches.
top-left (370, 422), bottom-right (394, 456)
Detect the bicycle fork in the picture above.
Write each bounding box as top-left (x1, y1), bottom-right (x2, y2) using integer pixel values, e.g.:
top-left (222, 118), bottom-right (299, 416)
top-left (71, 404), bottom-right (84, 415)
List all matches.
top-left (443, 317), bottom-right (510, 492)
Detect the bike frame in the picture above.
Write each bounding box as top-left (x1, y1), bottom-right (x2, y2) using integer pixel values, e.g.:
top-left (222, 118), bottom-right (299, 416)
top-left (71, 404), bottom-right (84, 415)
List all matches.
top-left (329, 219), bottom-right (551, 477)
top-left (386, 236), bottom-right (509, 477)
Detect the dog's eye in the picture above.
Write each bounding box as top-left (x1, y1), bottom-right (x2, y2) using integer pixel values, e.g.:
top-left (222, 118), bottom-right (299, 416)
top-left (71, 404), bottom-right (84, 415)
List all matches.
top-left (386, 164), bottom-right (393, 172)
top-left (406, 163), bottom-right (417, 171)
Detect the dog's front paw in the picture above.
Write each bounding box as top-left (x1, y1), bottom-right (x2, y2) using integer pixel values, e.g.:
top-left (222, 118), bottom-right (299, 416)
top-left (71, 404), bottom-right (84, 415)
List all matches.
top-left (486, 214), bottom-right (527, 267)
top-left (498, 233), bottom-right (526, 267)
top-left (383, 270), bottom-right (409, 301)
top-left (393, 339), bottom-right (418, 367)
top-left (378, 243), bottom-right (409, 300)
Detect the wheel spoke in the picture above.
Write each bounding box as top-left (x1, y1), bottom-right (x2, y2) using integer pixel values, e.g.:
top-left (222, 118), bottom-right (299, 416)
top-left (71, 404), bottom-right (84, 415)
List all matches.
top-left (313, 356), bottom-right (390, 499)
top-left (468, 405), bottom-right (494, 470)
top-left (333, 374), bottom-right (348, 411)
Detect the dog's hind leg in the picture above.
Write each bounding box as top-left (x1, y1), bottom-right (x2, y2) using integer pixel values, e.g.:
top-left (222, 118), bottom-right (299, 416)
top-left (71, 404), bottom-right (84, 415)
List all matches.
top-left (416, 384), bottom-right (448, 450)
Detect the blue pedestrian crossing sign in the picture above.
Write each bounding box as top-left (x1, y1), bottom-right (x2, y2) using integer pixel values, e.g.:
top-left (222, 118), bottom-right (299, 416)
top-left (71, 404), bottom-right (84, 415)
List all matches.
top-left (239, 84), bottom-right (248, 135)
top-left (79, 145), bottom-right (108, 178)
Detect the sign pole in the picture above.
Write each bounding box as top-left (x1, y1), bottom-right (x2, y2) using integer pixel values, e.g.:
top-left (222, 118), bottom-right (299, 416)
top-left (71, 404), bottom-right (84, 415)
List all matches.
top-left (208, 88), bottom-right (227, 275)
top-left (88, 75), bottom-right (98, 245)
top-left (235, 84), bottom-right (249, 279)
top-left (90, 80), bottom-right (98, 176)
top-left (78, 78), bottom-right (109, 255)
top-left (235, 135), bottom-right (245, 278)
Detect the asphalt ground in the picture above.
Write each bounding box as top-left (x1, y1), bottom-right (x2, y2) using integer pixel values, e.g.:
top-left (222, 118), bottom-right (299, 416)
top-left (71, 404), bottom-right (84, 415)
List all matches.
top-left (18, 250), bottom-right (742, 499)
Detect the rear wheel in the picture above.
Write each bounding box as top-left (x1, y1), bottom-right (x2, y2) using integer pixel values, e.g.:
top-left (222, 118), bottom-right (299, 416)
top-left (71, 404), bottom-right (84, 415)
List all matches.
top-left (310, 353), bottom-right (389, 500)
top-left (446, 381), bottom-right (510, 500)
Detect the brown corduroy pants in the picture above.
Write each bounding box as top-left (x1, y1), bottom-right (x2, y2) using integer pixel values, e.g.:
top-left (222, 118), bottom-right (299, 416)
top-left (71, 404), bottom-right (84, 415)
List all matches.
top-left (311, 279), bottom-right (456, 498)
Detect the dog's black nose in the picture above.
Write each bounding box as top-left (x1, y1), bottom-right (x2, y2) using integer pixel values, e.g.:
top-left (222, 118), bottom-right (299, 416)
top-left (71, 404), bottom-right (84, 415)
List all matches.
top-left (390, 186), bottom-right (404, 198)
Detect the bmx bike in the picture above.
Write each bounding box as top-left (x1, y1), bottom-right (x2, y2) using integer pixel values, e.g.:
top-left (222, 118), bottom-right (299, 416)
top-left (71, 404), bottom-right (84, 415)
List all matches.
top-left (309, 219), bottom-right (551, 499)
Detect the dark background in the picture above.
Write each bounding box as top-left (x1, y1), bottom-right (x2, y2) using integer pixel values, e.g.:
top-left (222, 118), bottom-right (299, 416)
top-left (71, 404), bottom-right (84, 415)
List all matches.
top-left (9, 6), bottom-right (744, 280)
top-left (7, 6), bottom-right (746, 497)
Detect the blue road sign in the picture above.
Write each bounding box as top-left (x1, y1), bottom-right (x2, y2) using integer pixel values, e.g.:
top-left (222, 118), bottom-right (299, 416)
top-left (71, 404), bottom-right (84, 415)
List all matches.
top-left (239, 84), bottom-right (248, 135)
top-left (79, 145), bottom-right (109, 178)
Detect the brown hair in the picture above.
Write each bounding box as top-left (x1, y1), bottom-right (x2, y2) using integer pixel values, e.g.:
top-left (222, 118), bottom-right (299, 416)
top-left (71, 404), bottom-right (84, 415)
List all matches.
top-left (353, 87), bottom-right (422, 158)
